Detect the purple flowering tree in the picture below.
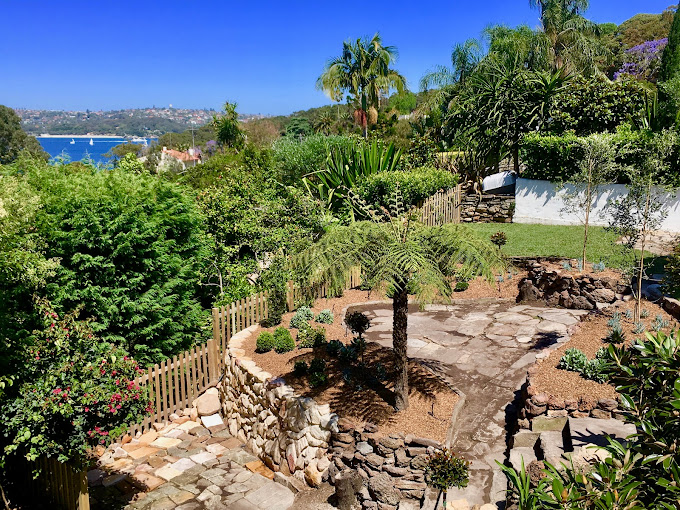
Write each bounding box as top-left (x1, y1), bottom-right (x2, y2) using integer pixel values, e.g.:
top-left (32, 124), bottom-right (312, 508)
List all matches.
top-left (615, 38), bottom-right (668, 83)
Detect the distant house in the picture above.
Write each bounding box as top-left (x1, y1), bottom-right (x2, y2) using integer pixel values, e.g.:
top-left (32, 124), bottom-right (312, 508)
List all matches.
top-left (159, 146), bottom-right (201, 171)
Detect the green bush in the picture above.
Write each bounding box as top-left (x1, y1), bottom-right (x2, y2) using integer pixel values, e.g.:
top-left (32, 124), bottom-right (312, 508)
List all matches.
top-left (293, 360), bottom-right (308, 376)
top-left (290, 306), bottom-right (314, 329)
top-left (308, 357), bottom-right (328, 388)
top-left (520, 127), bottom-right (680, 185)
top-left (663, 243), bottom-right (680, 299)
top-left (273, 327), bottom-right (295, 353)
top-left (298, 323), bottom-right (327, 348)
top-left (315, 309), bottom-right (334, 324)
top-left (424, 448), bottom-right (470, 492)
top-left (256, 332), bottom-right (275, 353)
top-left (354, 167), bottom-right (459, 210)
top-left (326, 339), bottom-right (343, 357)
top-left (454, 281), bottom-right (469, 292)
top-left (559, 348), bottom-right (589, 372)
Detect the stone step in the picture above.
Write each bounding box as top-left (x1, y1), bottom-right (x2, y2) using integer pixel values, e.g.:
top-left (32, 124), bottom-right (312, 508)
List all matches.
top-left (568, 417), bottom-right (637, 450)
top-left (509, 447), bottom-right (537, 472)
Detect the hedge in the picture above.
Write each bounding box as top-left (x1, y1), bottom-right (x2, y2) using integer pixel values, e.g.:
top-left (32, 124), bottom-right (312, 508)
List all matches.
top-left (520, 128), bottom-right (680, 185)
top-left (353, 166), bottom-right (459, 210)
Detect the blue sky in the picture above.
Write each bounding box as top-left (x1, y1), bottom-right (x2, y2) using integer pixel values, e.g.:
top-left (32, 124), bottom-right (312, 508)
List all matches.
top-left (0, 0), bottom-right (673, 115)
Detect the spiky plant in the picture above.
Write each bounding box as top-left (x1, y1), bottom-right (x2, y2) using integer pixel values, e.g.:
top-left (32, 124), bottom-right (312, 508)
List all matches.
top-left (292, 187), bottom-right (505, 410)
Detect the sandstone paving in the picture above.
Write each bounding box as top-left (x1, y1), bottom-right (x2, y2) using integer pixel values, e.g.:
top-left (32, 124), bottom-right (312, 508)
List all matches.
top-left (359, 298), bottom-right (585, 508)
top-left (89, 414), bottom-right (295, 510)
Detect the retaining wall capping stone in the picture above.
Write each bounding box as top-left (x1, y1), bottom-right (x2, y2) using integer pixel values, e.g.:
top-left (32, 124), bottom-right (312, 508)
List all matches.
top-left (219, 325), bottom-right (339, 488)
top-left (517, 261), bottom-right (631, 310)
top-left (460, 193), bottom-right (514, 224)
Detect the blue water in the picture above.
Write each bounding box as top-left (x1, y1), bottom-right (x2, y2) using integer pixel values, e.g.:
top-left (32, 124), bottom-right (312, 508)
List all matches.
top-left (37, 137), bottom-right (155, 164)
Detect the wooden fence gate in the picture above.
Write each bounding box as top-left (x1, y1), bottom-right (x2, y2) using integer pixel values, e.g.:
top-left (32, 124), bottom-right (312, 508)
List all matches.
top-left (418, 185), bottom-right (462, 226)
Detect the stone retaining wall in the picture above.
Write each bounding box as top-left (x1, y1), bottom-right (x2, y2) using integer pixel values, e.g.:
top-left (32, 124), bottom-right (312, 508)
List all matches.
top-left (460, 193), bottom-right (514, 223)
top-left (220, 325), bottom-right (338, 486)
top-left (518, 371), bottom-right (624, 427)
top-left (326, 419), bottom-right (439, 509)
top-left (518, 262), bottom-right (631, 310)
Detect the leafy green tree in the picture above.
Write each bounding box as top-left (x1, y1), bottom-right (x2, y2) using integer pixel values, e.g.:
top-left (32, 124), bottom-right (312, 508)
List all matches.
top-left (559, 133), bottom-right (618, 266)
top-left (104, 142), bottom-right (141, 163)
top-left (293, 192), bottom-right (504, 410)
top-left (387, 91), bottom-right (418, 114)
top-left (285, 117), bottom-right (312, 139)
top-left (0, 106), bottom-right (48, 164)
top-left (1, 158), bottom-right (210, 364)
top-left (659, 5), bottom-right (680, 83)
top-left (117, 152), bottom-right (145, 173)
top-left (213, 101), bottom-right (244, 149)
top-left (317, 33), bottom-right (406, 138)
top-left (420, 39), bottom-right (483, 90)
top-left (484, 25), bottom-right (550, 71)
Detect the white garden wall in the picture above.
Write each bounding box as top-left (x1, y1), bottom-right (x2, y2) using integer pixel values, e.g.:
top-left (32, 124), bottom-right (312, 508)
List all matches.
top-left (514, 178), bottom-right (680, 233)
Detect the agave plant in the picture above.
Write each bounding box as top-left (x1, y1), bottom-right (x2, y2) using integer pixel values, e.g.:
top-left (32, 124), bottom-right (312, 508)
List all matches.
top-left (302, 140), bottom-right (402, 218)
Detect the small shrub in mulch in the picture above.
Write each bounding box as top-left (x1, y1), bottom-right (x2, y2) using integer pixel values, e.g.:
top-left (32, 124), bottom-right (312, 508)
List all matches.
top-left (256, 332), bottom-right (275, 353)
top-left (273, 327), bottom-right (295, 353)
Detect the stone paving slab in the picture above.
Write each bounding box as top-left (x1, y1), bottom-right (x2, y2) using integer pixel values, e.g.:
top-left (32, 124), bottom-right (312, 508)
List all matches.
top-left (89, 413), bottom-right (295, 510)
top-left (360, 299), bottom-right (585, 507)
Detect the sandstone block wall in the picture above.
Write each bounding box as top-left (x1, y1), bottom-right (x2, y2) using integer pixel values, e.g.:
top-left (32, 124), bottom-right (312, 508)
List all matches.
top-left (460, 193), bottom-right (514, 223)
top-left (518, 262), bottom-right (631, 310)
top-left (219, 325), bottom-right (338, 482)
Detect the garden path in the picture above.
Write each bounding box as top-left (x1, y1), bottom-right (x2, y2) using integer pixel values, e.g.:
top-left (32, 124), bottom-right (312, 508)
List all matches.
top-left (88, 415), bottom-right (296, 510)
top-left (357, 298), bottom-right (586, 508)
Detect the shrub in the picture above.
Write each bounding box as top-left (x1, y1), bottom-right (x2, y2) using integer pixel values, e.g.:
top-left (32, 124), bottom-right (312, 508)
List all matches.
top-left (454, 281), bottom-right (469, 292)
top-left (326, 339), bottom-right (344, 357)
top-left (584, 358), bottom-right (609, 383)
top-left (293, 360), bottom-right (308, 376)
top-left (308, 357), bottom-right (328, 388)
top-left (339, 344), bottom-right (359, 364)
top-left (652, 314), bottom-right (670, 331)
top-left (1, 301), bottom-right (149, 465)
top-left (606, 325), bottom-right (626, 344)
top-left (663, 242), bottom-right (680, 299)
top-left (290, 306), bottom-right (314, 329)
top-left (354, 166), bottom-right (459, 210)
top-left (633, 321), bottom-right (646, 334)
top-left (424, 448), bottom-right (470, 493)
top-left (298, 323), bottom-right (327, 348)
top-left (592, 261), bottom-right (606, 272)
top-left (345, 311), bottom-right (371, 338)
top-left (315, 309), bottom-right (334, 324)
top-left (490, 231), bottom-right (507, 249)
top-left (559, 348), bottom-right (589, 372)
top-left (256, 332), bottom-right (275, 353)
top-left (273, 327), bottom-right (295, 353)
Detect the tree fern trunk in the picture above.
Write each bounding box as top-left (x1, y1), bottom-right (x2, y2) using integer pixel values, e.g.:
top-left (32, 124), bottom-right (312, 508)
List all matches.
top-left (393, 288), bottom-right (409, 411)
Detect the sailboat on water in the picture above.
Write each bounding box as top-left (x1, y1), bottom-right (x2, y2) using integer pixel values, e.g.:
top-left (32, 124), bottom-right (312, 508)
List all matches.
top-left (89, 138), bottom-right (94, 146)
top-left (70, 138), bottom-right (75, 144)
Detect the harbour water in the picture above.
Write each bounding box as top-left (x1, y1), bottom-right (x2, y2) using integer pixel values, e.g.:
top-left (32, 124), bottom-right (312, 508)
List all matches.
top-left (37, 136), bottom-right (155, 163)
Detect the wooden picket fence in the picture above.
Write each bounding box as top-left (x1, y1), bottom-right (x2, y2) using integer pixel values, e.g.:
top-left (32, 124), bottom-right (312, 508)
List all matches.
top-left (27, 269), bottom-right (363, 508)
top-left (18, 456), bottom-right (89, 510)
top-left (418, 185), bottom-right (462, 226)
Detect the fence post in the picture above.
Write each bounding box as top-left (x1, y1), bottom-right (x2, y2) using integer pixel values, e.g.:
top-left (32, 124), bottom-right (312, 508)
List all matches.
top-left (286, 280), bottom-right (294, 312)
top-left (211, 307), bottom-right (220, 344)
top-left (207, 339), bottom-right (220, 383)
top-left (78, 469), bottom-right (90, 510)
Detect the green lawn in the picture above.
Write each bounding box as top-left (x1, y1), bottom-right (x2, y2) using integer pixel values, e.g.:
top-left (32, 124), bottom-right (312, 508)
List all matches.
top-left (464, 223), bottom-right (635, 269)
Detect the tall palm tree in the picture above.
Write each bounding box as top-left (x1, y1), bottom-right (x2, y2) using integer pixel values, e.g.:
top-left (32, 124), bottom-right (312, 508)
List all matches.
top-left (420, 39), bottom-right (483, 90)
top-left (293, 192), bottom-right (504, 411)
top-left (529, 0), bottom-right (605, 75)
top-left (317, 33), bottom-right (406, 138)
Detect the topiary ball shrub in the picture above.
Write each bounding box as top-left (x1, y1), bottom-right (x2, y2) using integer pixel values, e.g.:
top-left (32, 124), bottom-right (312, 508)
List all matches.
top-left (273, 327), bottom-right (296, 353)
top-left (316, 309), bottom-right (334, 324)
top-left (256, 331), bottom-right (275, 353)
top-left (345, 311), bottom-right (371, 337)
top-left (290, 306), bottom-right (314, 329)
top-left (424, 448), bottom-right (470, 492)
top-left (293, 360), bottom-right (308, 376)
top-left (454, 281), bottom-right (469, 292)
top-left (298, 323), bottom-right (328, 348)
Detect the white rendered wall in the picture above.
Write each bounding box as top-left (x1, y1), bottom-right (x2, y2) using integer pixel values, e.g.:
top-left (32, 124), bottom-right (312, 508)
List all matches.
top-left (514, 178), bottom-right (680, 233)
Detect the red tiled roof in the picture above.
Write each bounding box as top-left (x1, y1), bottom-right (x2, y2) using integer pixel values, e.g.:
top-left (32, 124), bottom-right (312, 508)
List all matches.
top-left (162, 148), bottom-right (200, 162)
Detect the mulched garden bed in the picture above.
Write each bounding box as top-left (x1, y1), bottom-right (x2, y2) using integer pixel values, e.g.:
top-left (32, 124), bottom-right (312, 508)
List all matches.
top-left (242, 289), bottom-right (459, 442)
top-left (531, 299), bottom-right (679, 401)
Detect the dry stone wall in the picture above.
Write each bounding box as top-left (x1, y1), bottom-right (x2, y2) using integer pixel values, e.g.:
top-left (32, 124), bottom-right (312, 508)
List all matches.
top-left (327, 419), bottom-right (440, 509)
top-left (518, 262), bottom-right (631, 310)
top-left (219, 325), bottom-right (338, 486)
top-left (460, 193), bottom-right (514, 223)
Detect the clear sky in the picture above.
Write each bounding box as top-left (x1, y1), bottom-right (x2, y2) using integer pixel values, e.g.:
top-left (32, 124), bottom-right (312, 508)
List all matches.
top-left (0, 0), bottom-right (673, 115)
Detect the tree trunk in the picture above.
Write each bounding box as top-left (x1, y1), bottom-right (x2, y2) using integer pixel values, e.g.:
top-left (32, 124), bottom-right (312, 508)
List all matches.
top-left (513, 145), bottom-right (520, 174)
top-left (393, 288), bottom-right (409, 411)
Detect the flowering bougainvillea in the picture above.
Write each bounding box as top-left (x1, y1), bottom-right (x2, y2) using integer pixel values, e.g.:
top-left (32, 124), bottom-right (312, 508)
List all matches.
top-left (1, 299), bottom-right (149, 466)
top-left (615, 38), bottom-right (668, 83)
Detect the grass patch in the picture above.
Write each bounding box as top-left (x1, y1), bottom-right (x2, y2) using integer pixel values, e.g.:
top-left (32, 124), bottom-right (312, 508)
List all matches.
top-left (464, 223), bottom-right (648, 270)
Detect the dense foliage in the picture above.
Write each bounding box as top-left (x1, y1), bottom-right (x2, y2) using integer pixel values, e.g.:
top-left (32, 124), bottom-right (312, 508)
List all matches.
top-left (0, 106), bottom-right (48, 164)
top-left (1, 157), bottom-right (209, 365)
top-left (1, 301), bottom-right (148, 466)
top-left (354, 167), bottom-right (458, 210)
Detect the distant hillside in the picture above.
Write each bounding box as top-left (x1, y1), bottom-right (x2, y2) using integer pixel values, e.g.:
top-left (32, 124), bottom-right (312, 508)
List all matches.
top-left (17, 107), bottom-right (232, 137)
top-left (617, 6), bottom-right (676, 46)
